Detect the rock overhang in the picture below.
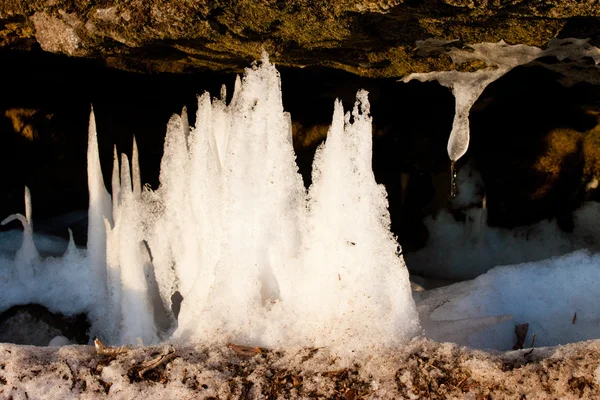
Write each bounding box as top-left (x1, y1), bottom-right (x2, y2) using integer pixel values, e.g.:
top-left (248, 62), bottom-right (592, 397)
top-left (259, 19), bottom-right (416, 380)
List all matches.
top-left (0, 0), bottom-right (599, 77)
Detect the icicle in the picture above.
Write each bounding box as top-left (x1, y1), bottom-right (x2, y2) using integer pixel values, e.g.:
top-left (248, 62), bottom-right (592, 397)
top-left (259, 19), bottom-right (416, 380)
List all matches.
top-left (402, 42), bottom-right (544, 164)
top-left (111, 145), bottom-right (120, 221)
top-left (87, 106), bottom-right (112, 291)
top-left (402, 40), bottom-right (600, 164)
top-left (132, 137), bottom-right (141, 199)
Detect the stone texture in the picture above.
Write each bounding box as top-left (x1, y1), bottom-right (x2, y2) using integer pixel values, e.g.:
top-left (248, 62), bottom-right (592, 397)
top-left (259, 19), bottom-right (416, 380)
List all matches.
top-left (1, 1), bottom-right (599, 77)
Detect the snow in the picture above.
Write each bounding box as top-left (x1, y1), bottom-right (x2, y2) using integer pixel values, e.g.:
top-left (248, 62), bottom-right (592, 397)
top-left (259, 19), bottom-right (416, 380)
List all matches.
top-left (415, 250), bottom-right (600, 350)
top-left (48, 335), bottom-right (70, 346)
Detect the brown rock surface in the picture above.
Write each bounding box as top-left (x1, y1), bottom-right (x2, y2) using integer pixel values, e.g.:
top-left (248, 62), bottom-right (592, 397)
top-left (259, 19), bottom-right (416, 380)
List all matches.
top-left (1, 0), bottom-right (599, 77)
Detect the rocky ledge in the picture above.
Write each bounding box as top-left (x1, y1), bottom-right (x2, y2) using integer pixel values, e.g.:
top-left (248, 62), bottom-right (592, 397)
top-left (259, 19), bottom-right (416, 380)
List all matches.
top-left (1, 338), bottom-right (599, 399)
top-left (1, 0), bottom-right (600, 77)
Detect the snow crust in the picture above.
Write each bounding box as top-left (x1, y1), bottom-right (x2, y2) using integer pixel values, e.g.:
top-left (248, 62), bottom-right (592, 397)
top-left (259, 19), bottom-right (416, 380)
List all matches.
top-left (416, 250), bottom-right (600, 350)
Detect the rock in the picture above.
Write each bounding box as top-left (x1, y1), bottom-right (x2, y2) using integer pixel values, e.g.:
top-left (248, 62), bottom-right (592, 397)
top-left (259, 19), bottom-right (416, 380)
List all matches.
top-left (0, 1), bottom-right (599, 77)
top-left (4, 108), bottom-right (52, 141)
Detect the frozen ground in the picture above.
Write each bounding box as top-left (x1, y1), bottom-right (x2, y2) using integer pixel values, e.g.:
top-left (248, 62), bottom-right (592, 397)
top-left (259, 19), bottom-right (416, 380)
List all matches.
top-left (1, 337), bottom-right (600, 399)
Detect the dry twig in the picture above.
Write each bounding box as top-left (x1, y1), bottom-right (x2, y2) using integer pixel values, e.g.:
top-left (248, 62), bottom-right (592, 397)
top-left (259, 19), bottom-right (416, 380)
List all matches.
top-left (227, 343), bottom-right (262, 357)
top-left (94, 338), bottom-right (128, 356)
top-left (136, 348), bottom-right (177, 379)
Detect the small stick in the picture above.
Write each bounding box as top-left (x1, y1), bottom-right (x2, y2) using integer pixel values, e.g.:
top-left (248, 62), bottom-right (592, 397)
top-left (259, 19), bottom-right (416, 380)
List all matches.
top-left (573, 312), bottom-right (577, 324)
top-left (227, 343), bottom-right (262, 357)
top-left (455, 376), bottom-right (468, 389)
top-left (94, 338), bottom-right (128, 356)
top-left (137, 349), bottom-right (176, 379)
top-left (524, 348), bottom-right (534, 357)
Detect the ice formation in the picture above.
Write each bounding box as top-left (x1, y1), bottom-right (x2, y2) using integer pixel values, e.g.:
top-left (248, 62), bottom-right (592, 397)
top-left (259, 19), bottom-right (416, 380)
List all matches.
top-left (404, 39), bottom-right (600, 163)
top-left (0, 55), bottom-right (420, 356)
top-left (1, 50), bottom-right (600, 355)
top-left (1, 187), bottom-right (39, 283)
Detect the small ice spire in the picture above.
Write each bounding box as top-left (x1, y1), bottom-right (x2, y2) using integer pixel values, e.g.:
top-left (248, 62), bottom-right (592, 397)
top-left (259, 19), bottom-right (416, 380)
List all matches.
top-left (230, 75), bottom-right (242, 106)
top-left (120, 153), bottom-right (132, 196)
top-left (181, 106), bottom-right (190, 138)
top-left (65, 228), bottom-right (77, 256)
top-left (1, 186), bottom-right (39, 282)
top-left (87, 105), bottom-right (112, 291)
top-left (132, 137), bottom-right (141, 199)
top-left (112, 145), bottom-right (120, 218)
top-left (25, 186), bottom-right (33, 227)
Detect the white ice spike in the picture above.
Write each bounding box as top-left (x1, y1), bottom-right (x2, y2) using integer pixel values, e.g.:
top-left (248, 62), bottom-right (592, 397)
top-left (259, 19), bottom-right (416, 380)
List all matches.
top-left (87, 106), bottom-right (112, 293)
top-left (1, 186), bottom-right (39, 282)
